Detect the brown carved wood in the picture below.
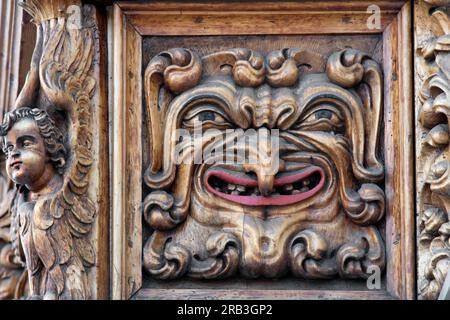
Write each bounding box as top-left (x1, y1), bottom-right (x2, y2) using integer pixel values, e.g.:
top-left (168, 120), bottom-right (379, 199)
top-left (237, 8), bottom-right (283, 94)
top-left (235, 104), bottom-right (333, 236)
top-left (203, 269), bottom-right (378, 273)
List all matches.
top-left (142, 47), bottom-right (386, 279)
top-left (415, 0), bottom-right (450, 300)
top-left (0, 0), bottom-right (109, 300)
top-left (6, 0), bottom-right (447, 300)
top-left (111, 1), bottom-right (414, 300)
top-left (0, 0), bottom-right (27, 300)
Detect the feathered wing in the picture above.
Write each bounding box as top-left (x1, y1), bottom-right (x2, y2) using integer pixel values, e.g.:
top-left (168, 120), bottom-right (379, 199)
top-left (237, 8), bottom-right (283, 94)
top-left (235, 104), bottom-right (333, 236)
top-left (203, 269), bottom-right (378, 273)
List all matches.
top-left (20, 3), bottom-right (97, 300)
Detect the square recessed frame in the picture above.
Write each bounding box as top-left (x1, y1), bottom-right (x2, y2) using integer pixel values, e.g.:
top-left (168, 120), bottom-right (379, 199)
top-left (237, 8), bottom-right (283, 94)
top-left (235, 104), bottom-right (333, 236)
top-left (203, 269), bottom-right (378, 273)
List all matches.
top-left (110, 0), bottom-right (414, 300)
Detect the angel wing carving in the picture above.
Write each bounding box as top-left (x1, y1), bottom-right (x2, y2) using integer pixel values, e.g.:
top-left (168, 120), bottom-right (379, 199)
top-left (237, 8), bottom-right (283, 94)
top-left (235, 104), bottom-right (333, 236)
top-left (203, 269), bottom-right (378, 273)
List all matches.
top-left (0, 1), bottom-right (97, 300)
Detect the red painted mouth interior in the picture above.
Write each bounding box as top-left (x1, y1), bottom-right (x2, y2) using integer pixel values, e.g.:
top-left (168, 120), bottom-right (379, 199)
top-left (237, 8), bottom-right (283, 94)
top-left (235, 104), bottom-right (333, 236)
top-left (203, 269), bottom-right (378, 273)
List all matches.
top-left (205, 166), bottom-right (325, 206)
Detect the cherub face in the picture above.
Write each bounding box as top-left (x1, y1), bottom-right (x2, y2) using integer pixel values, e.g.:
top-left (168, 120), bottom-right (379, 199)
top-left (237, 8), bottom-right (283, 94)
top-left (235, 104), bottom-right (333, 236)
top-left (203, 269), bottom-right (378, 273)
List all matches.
top-left (3, 118), bottom-right (48, 187)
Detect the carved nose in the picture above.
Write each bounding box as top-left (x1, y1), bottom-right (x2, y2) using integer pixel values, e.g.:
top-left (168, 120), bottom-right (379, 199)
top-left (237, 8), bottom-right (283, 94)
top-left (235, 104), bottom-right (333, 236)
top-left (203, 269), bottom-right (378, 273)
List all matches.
top-left (243, 128), bottom-right (284, 197)
top-left (242, 164), bottom-right (277, 196)
top-left (257, 171), bottom-right (275, 197)
top-left (248, 158), bottom-right (284, 196)
top-left (10, 148), bottom-right (20, 158)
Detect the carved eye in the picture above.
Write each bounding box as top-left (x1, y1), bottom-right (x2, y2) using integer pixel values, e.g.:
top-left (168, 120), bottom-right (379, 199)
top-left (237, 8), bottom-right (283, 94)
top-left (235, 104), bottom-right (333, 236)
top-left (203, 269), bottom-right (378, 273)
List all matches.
top-left (23, 140), bottom-right (33, 148)
top-left (295, 105), bottom-right (344, 132)
top-left (183, 106), bottom-right (232, 130)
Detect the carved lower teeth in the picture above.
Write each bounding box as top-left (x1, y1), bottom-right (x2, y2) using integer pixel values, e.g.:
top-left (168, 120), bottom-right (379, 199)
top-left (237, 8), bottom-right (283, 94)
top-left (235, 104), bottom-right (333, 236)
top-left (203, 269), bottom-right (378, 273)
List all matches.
top-left (300, 186), bottom-right (309, 193)
top-left (227, 184), bottom-right (236, 191)
top-left (237, 185), bottom-right (246, 193)
top-left (231, 191), bottom-right (240, 195)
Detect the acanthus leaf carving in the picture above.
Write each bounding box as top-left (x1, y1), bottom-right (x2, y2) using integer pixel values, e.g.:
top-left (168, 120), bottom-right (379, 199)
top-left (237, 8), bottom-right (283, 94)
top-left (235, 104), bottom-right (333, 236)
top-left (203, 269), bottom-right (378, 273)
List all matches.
top-left (417, 0), bottom-right (450, 300)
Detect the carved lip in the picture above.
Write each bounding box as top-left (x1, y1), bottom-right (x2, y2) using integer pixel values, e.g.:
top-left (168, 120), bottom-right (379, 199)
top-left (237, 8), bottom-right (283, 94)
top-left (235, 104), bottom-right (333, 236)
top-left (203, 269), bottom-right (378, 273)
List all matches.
top-left (10, 160), bottom-right (22, 168)
top-left (205, 166), bottom-right (325, 206)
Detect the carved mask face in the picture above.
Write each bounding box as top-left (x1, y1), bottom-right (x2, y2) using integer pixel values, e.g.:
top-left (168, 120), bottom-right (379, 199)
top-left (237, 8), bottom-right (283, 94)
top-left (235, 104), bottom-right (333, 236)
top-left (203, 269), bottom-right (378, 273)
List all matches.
top-left (143, 48), bottom-right (386, 280)
top-left (4, 118), bottom-right (48, 187)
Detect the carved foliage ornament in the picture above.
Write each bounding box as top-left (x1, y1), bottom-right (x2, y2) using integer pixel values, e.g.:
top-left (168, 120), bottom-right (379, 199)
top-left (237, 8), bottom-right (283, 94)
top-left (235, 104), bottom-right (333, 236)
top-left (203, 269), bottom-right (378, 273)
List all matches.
top-left (418, 0), bottom-right (450, 300)
top-left (0, 167), bottom-right (27, 300)
top-left (0, 0), bottom-right (97, 299)
top-left (142, 47), bottom-right (386, 280)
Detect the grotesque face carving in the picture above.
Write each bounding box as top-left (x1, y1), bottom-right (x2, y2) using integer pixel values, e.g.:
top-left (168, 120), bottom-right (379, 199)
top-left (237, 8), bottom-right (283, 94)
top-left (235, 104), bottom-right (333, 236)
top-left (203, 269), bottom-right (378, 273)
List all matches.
top-left (143, 48), bottom-right (386, 280)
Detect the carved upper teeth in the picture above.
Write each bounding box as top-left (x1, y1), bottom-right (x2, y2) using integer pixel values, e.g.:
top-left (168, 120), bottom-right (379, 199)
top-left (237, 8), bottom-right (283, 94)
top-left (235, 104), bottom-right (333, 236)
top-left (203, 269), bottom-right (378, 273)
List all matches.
top-left (210, 172), bottom-right (320, 197)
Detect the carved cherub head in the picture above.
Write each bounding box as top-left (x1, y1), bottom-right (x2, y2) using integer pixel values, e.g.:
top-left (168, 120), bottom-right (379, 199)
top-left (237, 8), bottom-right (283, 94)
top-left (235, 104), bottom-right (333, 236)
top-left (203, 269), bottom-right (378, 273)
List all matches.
top-left (0, 108), bottom-right (66, 192)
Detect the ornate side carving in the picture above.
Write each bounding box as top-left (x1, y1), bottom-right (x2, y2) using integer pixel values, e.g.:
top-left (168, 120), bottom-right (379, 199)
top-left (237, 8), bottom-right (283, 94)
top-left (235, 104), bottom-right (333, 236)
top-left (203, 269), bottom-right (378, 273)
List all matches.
top-left (142, 47), bottom-right (386, 280)
top-left (0, 158), bottom-right (27, 300)
top-left (0, 0), bottom-right (98, 300)
top-left (417, 0), bottom-right (450, 300)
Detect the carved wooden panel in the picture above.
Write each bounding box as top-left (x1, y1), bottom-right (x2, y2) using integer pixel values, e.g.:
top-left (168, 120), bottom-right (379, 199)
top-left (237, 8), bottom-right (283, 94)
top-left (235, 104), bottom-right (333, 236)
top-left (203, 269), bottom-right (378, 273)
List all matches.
top-left (141, 47), bottom-right (386, 281)
top-left (112, 1), bottom-right (414, 300)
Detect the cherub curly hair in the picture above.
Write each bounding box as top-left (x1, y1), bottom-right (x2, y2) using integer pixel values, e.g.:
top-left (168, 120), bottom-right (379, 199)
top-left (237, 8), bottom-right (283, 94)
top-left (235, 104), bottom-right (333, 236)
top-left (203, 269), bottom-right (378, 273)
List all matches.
top-left (0, 107), bottom-right (66, 174)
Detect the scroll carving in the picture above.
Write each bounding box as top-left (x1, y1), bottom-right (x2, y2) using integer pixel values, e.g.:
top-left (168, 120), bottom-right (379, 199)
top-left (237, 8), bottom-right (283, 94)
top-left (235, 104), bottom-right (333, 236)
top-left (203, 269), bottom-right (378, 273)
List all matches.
top-left (0, 0), bottom-right (98, 299)
top-left (417, 0), bottom-right (450, 300)
top-left (142, 47), bottom-right (386, 281)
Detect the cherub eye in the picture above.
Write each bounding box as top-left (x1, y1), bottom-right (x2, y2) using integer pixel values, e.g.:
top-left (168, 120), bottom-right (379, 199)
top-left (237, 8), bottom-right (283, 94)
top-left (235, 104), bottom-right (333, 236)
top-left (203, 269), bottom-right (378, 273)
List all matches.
top-left (294, 106), bottom-right (344, 132)
top-left (23, 140), bottom-right (33, 147)
top-left (183, 106), bottom-right (231, 130)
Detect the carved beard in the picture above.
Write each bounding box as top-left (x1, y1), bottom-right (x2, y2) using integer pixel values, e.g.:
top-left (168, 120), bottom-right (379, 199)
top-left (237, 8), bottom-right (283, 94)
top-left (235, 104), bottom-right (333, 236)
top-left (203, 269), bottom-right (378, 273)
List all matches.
top-left (143, 49), bottom-right (386, 280)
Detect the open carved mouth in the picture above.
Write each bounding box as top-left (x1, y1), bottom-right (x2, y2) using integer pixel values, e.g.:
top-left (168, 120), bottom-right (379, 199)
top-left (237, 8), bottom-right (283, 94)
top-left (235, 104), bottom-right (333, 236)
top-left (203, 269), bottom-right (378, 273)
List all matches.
top-left (205, 166), bottom-right (325, 206)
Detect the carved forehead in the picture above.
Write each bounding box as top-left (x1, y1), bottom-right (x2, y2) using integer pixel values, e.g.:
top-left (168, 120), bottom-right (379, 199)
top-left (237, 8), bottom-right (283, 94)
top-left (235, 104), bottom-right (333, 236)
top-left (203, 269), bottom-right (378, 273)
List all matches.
top-left (4, 118), bottom-right (41, 142)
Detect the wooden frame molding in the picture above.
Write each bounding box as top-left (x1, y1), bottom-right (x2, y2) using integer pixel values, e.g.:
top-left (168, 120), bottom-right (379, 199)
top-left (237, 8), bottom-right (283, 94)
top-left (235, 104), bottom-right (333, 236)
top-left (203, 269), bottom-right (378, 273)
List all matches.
top-left (111, 0), bottom-right (415, 300)
top-left (0, 0), bottom-right (23, 119)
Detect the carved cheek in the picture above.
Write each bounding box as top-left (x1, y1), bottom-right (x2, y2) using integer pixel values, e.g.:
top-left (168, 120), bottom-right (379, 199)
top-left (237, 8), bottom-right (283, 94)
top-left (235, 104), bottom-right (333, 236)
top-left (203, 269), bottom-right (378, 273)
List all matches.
top-left (11, 149), bottom-right (47, 183)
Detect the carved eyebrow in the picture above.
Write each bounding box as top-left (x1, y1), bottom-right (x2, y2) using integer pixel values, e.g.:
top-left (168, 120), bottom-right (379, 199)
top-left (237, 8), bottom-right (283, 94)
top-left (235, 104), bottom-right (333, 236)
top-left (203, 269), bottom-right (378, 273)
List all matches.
top-left (17, 135), bottom-right (37, 144)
